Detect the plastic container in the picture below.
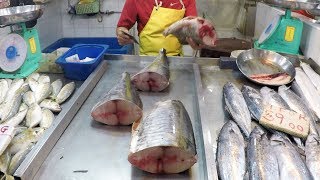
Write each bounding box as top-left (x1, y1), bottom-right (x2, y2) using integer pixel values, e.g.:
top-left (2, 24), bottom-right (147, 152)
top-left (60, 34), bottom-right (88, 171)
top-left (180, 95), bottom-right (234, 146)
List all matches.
top-left (56, 44), bottom-right (109, 81)
top-left (43, 37), bottom-right (133, 55)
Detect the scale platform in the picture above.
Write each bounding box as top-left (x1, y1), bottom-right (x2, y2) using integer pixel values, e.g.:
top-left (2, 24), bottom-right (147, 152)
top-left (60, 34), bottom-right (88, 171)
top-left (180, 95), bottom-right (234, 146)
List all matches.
top-left (255, 0), bottom-right (320, 55)
top-left (0, 5), bottom-right (44, 78)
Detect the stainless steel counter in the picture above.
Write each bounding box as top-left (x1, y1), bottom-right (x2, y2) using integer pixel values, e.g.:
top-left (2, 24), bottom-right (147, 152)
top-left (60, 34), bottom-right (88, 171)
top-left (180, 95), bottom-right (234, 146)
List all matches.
top-left (26, 55), bottom-right (257, 180)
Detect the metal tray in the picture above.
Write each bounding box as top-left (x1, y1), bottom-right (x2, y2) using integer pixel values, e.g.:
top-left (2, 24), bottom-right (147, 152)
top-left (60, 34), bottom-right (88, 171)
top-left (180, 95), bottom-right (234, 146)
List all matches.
top-left (14, 61), bottom-right (108, 179)
top-left (32, 56), bottom-right (208, 180)
top-left (262, 0), bottom-right (320, 10)
top-left (0, 5), bottom-right (44, 25)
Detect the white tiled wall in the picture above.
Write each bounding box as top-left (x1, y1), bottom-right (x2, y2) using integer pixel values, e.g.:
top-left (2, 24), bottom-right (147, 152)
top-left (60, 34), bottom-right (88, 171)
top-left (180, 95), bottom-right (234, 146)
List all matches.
top-left (61, 0), bottom-right (125, 38)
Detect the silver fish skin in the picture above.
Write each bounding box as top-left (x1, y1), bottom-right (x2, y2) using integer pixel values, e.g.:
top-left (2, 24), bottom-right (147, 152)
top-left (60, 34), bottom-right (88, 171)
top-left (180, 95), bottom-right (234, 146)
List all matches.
top-left (241, 85), bottom-right (264, 121)
top-left (38, 74), bottom-right (50, 84)
top-left (260, 86), bottom-right (290, 109)
top-left (5, 79), bottom-right (12, 87)
top-left (55, 82), bottom-right (75, 104)
top-left (163, 16), bottom-right (217, 48)
top-left (26, 73), bottom-right (40, 81)
top-left (247, 126), bottom-right (279, 180)
top-left (4, 79), bottom-right (23, 104)
top-left (27, 78), bottom-right (38, 92)
top-left (25, 104), bottom-right (42, 128)
top-left (223, 82), bottom-right (251, 139)
top-left (8, 128), bottom-right (38, 155)
top-left (301, 62), bottom-right (320, 93)
top-left (270, 134), bottom-right (312, 180)
top-left (1, 90), bottom-right (23, 121)
top-left (128, 100), bottom-right (196, 174)
top-left (0, 80), bottom-right (9, 104)
top-left (293, 67), bottom-right (320, 121)
top-left (39, 99), bottom-right (61, 112)
top-left (40, 108), bottom-right (54, 129)
top-left (2, 108), bottom-right (27, 127)
top-left (18, 103), bottom-right (28, 112)
top-left (50, 79), bottom-right (63, 99)
top-left (35, 82), bottom-right (52, 104)
top-left (279, 85), bottom-right (319, 136)
top-left (131, 48), bottom-right (170, 92)
top-left (7, 143), bottom-right (33, 175)
top-left (91, 72), bottom-right (142, 125)
top-left (22, 91), bottom-right (36, 107)
top-left (217, 121), bottom-right (246, 180)
top-left (305, 134), bottom-right (320, 180)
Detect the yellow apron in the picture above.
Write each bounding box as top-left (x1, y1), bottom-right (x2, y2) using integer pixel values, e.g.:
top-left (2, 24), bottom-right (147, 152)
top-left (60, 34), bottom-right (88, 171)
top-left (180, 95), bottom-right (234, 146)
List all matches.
top-left (139, 0), bottom-right (185, 56)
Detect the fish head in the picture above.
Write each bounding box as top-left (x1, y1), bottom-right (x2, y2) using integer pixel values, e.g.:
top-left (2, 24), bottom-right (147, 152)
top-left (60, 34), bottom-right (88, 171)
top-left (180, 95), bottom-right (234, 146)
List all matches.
top-left (196, 17), bottom-right (217, 47)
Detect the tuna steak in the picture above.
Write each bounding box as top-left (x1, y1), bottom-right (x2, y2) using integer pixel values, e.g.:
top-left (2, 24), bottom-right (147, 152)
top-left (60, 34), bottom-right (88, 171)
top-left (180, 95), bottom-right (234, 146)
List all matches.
top-left (91, 72), bottom-right (142, 125)
top-left (163, 16), bottom-right (217, 48)
top-left (128, 100), bottom-right (197, 174)
top-left (131, 48), bottom-right (169, 92)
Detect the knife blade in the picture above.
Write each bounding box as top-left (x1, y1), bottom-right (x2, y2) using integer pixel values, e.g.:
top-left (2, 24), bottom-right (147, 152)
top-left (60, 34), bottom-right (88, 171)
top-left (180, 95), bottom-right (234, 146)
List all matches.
top-left (120, 30), bottom-right (139, 45)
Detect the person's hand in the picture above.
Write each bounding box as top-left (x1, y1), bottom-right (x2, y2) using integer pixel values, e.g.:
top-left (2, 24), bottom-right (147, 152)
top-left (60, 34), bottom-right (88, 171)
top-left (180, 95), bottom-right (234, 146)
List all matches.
top-left (116, 27), bottom-right (134, 45)
top-left (186, 37), bottom-right (205, 50)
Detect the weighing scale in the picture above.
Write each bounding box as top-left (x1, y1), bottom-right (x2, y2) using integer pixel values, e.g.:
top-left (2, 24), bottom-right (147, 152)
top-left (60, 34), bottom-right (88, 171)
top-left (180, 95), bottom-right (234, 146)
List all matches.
top-left (254, 0), bottom-right (320, 55)
top-left (0, 5), bottom-right (44, 78)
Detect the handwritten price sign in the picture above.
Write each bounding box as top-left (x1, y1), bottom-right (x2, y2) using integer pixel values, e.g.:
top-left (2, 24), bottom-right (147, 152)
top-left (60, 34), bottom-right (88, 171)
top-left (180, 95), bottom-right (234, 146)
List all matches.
top-left (260, 105), bottom-right (310, 138)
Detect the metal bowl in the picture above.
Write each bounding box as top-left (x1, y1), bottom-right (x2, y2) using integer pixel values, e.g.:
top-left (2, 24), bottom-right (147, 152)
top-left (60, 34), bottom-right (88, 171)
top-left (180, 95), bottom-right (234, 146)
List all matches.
top-left (236, 48), bottom-right (296, 86)
top-left (263, 0), bottom-right (320, 10)
top-left (0, 5), bottom-right (44, 26)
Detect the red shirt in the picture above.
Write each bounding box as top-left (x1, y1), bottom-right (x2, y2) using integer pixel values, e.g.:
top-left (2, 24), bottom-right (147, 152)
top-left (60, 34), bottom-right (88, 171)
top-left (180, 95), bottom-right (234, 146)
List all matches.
top-left (117, 0), bottom-right (198, 35)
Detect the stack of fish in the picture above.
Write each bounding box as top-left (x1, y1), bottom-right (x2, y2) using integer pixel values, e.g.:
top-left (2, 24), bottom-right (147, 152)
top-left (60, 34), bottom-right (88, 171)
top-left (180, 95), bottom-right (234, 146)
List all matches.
top-left (91, 48), bottom-right (198, 174)
top-left (218, 64), bottom-right (320, 179)
top-left (0, 73), bottom-right (76, 178)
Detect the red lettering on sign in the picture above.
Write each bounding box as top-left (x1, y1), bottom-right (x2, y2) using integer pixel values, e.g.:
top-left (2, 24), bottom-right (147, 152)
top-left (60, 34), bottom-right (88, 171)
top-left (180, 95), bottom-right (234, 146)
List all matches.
top-left (297, 125), bottom-right (304, 132)
top-left (299, 114), bottom-right (307, 122)
top-left (276, 113), bottom-right (284, 124)
top-left (289, 123), bottom-right (295, 130)
top-left (0, 126), bottom-right (8, 133)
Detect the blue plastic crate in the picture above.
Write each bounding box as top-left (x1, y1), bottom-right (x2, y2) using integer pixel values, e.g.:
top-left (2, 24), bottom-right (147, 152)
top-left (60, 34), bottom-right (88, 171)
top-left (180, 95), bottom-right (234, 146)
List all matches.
top-left (56, 44), bottom-right (109, 81)
top-left (43, 37), bottom-right (133, 55)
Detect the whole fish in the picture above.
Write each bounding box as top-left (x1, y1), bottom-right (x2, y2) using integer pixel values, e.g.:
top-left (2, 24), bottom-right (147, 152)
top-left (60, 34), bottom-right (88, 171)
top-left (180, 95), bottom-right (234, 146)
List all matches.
top-left (40, 109), bottom-right (54, 129)
top-left (305, 134), bottom-right (320, 180)
top-left (19, 83), bottom-right (30, 94)
top-left (1, 91), bottom-right (23, 121)
top-left (278, 85), bottom-right (319, 136)
top-left (4, 79), bottom-right (23, 104)
top-left (260, 86), bottom-right (290, 109)
top-left (18, 103), bottom-right (28, 112)
top-left (247, 126), bottom-right (279, 180)
top-left (0, 149), bottom-right (10, 173)
top-left (8, 128), bottom-right (38, 155)
top-left (163, 16), bottom-right (217, 48)
top-left (293, 67), bottom-right (320, 121)
top-left (55, 82), bottom-right (75, 104)
top-left (241, 85), bottom-right (264, 121)
top-left (131, 48), bottom-right (170, 92)
top-left (301, 62), bottom-right (320, 93)
top-left (217, 121), bottom-right (246, 180)
top-left (50, 79), bottom-right (63, 99)
top-left (128, 100), bottom-right (196, 173)
top-left (2, 108), bottom-right (27, 127)
top-left (91, 72), bottom-right (142, 125)
top-left (38, 74), bottom-right (50, 84)
top-left (223, 82), bottom-right (251, 139)
top-left (25, 104), bottom-right (42, 128)
top-left (26, 73), bottom-right (40, 81)
top-left (22, 91), bottom-right (36, 107)
top-left (0, 80), bottom-right (9, 104)
top-left (270, 133), bottom-right (312, 180)
top-left (7, 143), bottom-right (33, 175)
top-left (5, 79), bottom-right (12, 87)
top-left (27, 78), bottom-right (38, 92)
top-left (39, 99), bottom-right (61, 112)
top-left (35, 82), bottom-right (52, 104)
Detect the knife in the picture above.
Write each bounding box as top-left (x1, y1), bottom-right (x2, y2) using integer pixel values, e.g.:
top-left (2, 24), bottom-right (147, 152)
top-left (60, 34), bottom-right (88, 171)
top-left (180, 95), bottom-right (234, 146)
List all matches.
top-left (120, 30), bottom-right (140, 45)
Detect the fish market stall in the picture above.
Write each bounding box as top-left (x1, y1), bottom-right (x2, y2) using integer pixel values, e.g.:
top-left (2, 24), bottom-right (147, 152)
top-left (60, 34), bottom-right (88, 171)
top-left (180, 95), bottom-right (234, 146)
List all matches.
top-left (10, 53), bottom-right (320, 180)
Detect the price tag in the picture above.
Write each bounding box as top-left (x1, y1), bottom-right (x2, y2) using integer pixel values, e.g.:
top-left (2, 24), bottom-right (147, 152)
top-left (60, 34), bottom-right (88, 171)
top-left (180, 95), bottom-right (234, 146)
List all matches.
top-left (260, 105), bottom-right (309, 138)
top-left (0, 125), bottom-right (14, 137)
